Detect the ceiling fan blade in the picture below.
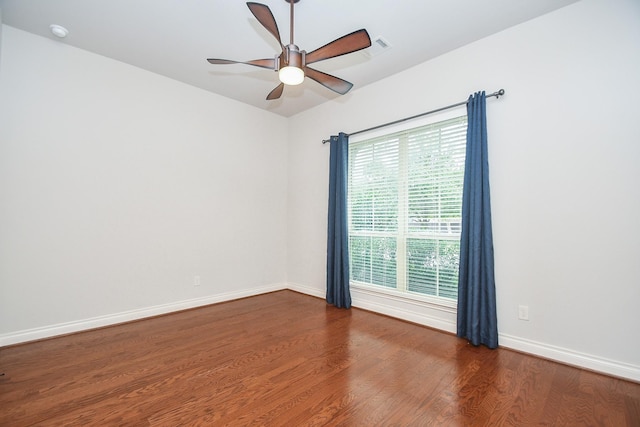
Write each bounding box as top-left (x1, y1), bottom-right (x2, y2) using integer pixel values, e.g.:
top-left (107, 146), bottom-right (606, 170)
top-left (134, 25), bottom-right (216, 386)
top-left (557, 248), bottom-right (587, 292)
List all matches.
top-left (247, 2), bottom-right (284, 51)
top-left (207, 58), bottom-right (276, 70)
top-left (305, 29), bottom-right (372, 65)
top-left (266, 83), bottom-right (285, 100)
top-left (304, 67), bottom-right (353, 95)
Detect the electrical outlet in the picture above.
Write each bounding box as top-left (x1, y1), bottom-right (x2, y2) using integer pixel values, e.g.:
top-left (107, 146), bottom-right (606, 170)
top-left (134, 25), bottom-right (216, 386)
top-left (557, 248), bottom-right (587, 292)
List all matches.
top-left (518, 305), bottom-right (529, 321)
top-left (194, 275), bottom-right (200, 287)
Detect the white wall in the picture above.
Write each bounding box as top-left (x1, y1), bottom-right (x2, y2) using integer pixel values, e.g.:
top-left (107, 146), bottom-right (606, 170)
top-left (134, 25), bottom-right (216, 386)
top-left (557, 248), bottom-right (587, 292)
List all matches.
top-left (287, 0), bottom-right (640, 381)
top-left (0, 26), bottom-right (289, 343)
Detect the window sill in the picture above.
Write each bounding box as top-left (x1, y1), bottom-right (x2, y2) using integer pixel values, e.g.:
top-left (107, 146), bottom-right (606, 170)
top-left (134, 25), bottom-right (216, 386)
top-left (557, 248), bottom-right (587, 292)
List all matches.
top-left (350, 282), bottom-right (457, 314)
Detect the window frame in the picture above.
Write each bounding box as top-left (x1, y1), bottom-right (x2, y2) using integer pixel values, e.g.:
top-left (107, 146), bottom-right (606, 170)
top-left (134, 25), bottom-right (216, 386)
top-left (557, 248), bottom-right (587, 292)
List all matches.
top-left (347, 108), bottom-right (467, 309)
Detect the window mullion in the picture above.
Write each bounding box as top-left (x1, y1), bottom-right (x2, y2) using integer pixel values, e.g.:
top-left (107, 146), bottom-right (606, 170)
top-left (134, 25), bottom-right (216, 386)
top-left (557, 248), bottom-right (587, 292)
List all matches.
top-left (396, 133), bottom-right (408, 292)
top-left (435, 128), bottom-right (442, 297)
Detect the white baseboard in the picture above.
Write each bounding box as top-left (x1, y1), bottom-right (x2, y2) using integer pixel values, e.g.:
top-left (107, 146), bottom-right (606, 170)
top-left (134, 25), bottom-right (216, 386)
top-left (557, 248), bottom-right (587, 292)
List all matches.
top-left (286, 282), bottom-right (325, 299)
top-left (0, 283), bottom-right (287, 347)
top-left (3, 283), bottom-right (638, 383)
top-left (351, 294), bottom-right (457, 334)
top-left (288, 282), bottom-right (457, 333)
top-left (499, 333), bottom-right (640, 383)
top-left (289, 283), bottom-right (639, 382)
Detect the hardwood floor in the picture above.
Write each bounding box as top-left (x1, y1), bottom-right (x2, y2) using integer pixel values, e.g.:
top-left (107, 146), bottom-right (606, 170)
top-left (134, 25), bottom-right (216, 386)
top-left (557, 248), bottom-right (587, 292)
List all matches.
top-left (1, 290), bottom-right (639, 426)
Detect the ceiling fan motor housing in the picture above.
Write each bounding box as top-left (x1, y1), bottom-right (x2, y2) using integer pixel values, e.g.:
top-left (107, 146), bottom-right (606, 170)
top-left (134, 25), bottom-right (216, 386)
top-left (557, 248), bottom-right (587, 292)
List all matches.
top-left (279, 44), bottom-right (305, 71)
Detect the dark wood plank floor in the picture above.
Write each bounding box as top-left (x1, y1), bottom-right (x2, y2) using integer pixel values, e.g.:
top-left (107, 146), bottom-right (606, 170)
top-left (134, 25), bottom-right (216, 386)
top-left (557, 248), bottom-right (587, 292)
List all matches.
top-left (1, 290), bottom-right (639, 426)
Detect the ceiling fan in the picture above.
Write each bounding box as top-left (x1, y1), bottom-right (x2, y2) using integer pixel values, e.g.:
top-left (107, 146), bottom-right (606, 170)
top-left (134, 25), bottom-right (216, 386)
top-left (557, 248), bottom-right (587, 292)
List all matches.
top-left (207, 0), bottom-right (371, 100)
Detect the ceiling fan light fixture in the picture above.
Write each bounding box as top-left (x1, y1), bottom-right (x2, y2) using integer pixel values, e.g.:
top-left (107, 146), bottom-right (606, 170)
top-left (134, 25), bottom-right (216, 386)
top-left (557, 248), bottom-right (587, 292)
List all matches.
top-left (279, 65), bottom-right (305, 85)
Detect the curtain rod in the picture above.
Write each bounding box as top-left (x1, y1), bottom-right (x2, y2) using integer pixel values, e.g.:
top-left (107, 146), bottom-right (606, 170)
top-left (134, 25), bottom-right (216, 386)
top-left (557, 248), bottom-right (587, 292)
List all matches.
top-left (322, 88), bottom-right (505, 144)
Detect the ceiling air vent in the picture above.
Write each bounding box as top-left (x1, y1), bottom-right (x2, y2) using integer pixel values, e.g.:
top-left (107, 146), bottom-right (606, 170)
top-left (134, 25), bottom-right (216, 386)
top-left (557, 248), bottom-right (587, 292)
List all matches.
top-left (364, 36), bottom-right (392, 58)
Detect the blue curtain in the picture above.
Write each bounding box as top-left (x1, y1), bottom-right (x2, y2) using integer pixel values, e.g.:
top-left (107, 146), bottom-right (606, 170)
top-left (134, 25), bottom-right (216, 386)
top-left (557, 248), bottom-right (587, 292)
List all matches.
top-left (457, 92), bottom-right (498, 348)
top-left (326, 132), bottom-right (351, 309)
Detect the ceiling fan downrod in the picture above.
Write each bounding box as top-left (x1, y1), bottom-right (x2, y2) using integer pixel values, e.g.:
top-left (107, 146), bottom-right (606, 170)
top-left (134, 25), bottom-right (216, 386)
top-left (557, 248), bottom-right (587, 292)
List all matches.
top-left (279, 0), bottom-right (304, 85)
top-left (288, 0), bottom-right (296, 46)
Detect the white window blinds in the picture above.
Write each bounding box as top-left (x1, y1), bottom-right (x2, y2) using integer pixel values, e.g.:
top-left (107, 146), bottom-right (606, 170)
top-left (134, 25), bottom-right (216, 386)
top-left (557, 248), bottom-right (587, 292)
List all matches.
top-left (348, 116), bottom-right (467, 300)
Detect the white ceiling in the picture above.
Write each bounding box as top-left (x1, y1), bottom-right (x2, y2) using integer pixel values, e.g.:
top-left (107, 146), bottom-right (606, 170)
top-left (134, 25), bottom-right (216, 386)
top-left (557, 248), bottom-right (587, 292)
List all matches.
top-left (0, 0), bottom-right (580, 117)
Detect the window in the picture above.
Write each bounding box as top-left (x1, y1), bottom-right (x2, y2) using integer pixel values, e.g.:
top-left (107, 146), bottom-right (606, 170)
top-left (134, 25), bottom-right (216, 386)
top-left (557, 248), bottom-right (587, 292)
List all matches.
top-left (348, 115), bottom-right (467, 302)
